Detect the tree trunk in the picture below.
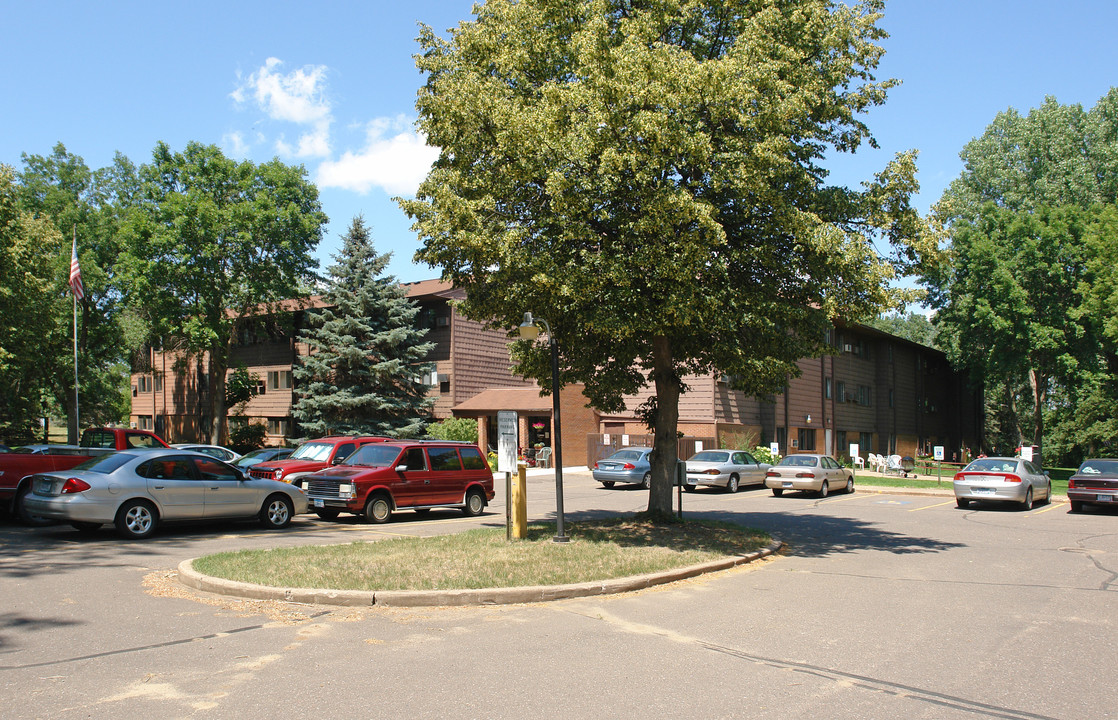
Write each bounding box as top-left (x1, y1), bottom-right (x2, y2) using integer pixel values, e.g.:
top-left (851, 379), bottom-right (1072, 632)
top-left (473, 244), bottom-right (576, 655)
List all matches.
top-left (1028, 368), bottom-right (1046, 453)
top-left (647, 335), bottom-right (680, 520)
top-left (206, 351), bottom-right (229, 446)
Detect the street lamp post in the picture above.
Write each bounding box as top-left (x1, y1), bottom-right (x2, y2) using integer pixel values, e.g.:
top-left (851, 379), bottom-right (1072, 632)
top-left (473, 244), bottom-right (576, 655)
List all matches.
top-left (519, 312), bottom-right (569, 543)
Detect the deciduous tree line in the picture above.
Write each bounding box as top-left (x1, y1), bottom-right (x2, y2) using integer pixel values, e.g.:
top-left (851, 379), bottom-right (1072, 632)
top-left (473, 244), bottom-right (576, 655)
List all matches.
top-left (1, 142), bottom-right (432, 445)
top-left (924, 89), bottom-right (1118, 465)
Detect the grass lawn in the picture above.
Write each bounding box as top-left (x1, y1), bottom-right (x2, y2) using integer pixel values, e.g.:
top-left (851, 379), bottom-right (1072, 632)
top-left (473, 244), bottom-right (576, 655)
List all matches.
top-left (191, 517), bottom-right (771, 591)
top-left (856, 472), bottom-right (1069, 495)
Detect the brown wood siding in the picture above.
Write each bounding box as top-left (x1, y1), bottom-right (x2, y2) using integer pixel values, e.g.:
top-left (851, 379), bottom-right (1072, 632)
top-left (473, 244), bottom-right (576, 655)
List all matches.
top-left (450, 312), bottom-right (533, 407)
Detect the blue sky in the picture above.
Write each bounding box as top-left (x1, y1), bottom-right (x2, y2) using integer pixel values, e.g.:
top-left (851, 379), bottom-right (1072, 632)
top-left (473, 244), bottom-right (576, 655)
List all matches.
top-left (4, 1), bottom-right (1117, 284)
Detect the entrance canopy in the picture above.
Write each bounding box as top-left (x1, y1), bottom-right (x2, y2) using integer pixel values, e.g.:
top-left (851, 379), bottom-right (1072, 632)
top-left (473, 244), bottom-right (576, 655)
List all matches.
top-left (452, 387), bottom-right (552, 417)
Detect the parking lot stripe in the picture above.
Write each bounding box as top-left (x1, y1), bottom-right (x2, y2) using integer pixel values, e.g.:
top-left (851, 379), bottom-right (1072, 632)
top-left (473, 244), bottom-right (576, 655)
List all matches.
top-left (908, 500), bottom-right (956, 512)
top-left (821, 494), bottom-right (862, 504)
top-left (1027, 503), bottom-right (1062, 516)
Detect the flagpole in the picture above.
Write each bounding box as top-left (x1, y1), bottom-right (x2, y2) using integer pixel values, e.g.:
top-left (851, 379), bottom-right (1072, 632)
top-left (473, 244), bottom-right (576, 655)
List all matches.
top-left (72, 227), bottom-right (80, 438)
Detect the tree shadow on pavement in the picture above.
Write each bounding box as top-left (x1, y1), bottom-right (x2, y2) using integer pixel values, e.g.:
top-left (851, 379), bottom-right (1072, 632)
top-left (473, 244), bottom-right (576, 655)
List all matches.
top-left (560, 508), bottom-right (965, 559)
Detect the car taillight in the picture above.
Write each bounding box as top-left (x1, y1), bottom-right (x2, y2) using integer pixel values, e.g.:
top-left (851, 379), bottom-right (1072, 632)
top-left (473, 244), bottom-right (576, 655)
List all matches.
top-left (61, 478), bottom-right (91, 494)
top-left (1002, 473), bottom-right (1022, 483)
top-left (704, 468), bottom-right (721, 475)
top-left (1068, 478), bottom-right (1077, 489)
top-left (623, 463), bottom-right (636, 470)
top-left (796, 472), bottom-right (816, 479)
top-left (766, 470), bottom-right (779, 477)
top-left (593, 462), bottom-right (600, 469)
top-left (954, 473), bottom-right (965, 482)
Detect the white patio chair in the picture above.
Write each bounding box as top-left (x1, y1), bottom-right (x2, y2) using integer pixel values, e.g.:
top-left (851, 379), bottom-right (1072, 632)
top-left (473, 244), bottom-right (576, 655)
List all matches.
top-left (853, 454), bottom-right (865, 470)
top-left (535, 447), bottom-right (552, 469)
top-left (885, 454), bottom-right (903, 475)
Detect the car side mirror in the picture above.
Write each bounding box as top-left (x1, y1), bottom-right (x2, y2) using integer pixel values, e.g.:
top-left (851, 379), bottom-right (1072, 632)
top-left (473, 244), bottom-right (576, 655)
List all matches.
top-left (395, 464), bottom-right (408, 473)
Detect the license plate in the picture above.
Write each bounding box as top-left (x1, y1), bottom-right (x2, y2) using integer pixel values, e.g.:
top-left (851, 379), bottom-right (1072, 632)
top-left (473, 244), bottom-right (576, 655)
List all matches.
top-left (782, 481), bottom-right (793, 488)
top-left (313, 499), bottom-right (324, 508)
top-left (601, 464), bottom-right (616, 470)
top-left (1097, 494), bottom-right (1114, 502)
top-left (973, 488), bottom-right (995, 495)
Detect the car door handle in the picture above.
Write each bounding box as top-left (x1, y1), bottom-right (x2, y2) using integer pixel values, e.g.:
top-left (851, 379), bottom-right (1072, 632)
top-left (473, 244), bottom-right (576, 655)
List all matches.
top-left (154, 485), bottom-right (165, 490)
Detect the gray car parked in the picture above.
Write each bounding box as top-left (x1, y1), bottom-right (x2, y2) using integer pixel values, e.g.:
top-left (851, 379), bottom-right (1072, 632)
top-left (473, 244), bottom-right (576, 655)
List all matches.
top-left (23, 449), bottom-right (307, 539)
top-left (953, 456), bottom-right (1051, 510)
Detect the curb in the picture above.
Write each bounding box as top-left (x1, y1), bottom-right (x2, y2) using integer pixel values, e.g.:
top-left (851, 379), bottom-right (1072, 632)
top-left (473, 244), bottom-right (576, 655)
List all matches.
top-left (176, 539), bottom-right (783, 608)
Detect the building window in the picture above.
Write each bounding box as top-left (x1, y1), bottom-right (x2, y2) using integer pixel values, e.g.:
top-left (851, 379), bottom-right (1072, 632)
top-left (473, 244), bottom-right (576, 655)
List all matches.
top-left (889, 389), bottom-right (895, 408)
top-left (268, 370), bottom-right (292, 390)
top-left (836, 381), bottom-right (846, 403)
top-left (138, 376), bottom-right (152, 393)
top-left (154, 375), bottom-right (163, 393)
top-left (856, 385), bottom-right (872, 406)
top-left (825, 377), bottom-right (832, 399)
top-left (138, 415), bottom-right (153, 430)
top-left (798, 428), bottom-right (816, 452)
top-left (859, 432), bottom-right (874, 454)
top-left (776, 427), bottom-right (787, 452)
top-left (267, 417), bottom-right (290, 436)
top-left (837, 431), bottom-right (847, 456)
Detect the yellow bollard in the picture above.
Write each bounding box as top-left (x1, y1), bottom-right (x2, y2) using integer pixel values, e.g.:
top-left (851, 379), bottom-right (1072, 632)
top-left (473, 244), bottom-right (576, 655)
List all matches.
top-left (511, 462), bottom-right (528, 539)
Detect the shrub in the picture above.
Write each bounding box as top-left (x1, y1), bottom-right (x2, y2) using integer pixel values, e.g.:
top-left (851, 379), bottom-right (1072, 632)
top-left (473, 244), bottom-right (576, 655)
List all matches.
top-left (229, 420), bottom-right (268, 452)
top-left (751, 445), bottom-right (780, 465)
top-left (425, 417), bottom-right (478, 443)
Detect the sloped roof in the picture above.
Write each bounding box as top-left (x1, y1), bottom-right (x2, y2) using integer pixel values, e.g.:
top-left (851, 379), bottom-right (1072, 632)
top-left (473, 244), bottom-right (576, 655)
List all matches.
top-left (452, 387), bottom-right (552, 415)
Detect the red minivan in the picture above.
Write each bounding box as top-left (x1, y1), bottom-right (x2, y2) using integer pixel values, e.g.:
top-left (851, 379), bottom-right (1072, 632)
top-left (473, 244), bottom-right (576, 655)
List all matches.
top-left (302, 440), bottom-right (494, 523)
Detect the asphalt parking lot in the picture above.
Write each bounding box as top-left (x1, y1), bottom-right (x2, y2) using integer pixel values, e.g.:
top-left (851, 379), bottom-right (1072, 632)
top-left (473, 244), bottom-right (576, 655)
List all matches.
top-left (2, 470), bottom-right (1115, 719)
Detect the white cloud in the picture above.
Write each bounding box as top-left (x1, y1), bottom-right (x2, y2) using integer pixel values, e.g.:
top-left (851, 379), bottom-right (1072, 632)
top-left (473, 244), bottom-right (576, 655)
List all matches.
top-left (232, 57), bottom-right (333, 159)
top-left (317, 116), bottom-right (440, 196)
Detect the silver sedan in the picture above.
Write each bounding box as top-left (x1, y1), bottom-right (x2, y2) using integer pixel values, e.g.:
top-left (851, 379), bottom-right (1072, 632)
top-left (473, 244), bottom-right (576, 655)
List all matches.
top-left (23, 449), bottom-right (307, 539)
top-left (953, 456), bottom-right (1051, 510)
top-left (684, 449), bottom-right (771, 493)
top-left (764, 454), bottom-right (854, 497)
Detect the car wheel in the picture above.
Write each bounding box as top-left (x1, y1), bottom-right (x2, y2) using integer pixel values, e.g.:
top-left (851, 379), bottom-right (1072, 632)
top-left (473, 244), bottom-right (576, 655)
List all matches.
top-left (818, 481), bottom-right (829, 498)
top-left (640, 472), bottom-right (652, 490)
top-left (956, 497), bottom-right (970, 508)
top-left (462, 488), bottom-right (485, 517)
top-left (601, 481), bottom-right (615, 488)
top-left (70, 521), bottom-right (101, 532)
top-left (845, 476), bottom-right (855, 494)
top-left (314, 508), bottom-right (341, 521)
top-left (260, 494), bottom-right (294, 529)
top-left (726, 474), bottom-right (740, 493)
top-left (772, 488), bottom-right (783, 497)
top-left (364, 494), bottom-right (392, 524)
top-left (115, 500), bottom-right (158, 540)
top-left (1021, 487), bottom-right (1033, 511)
top-left (1070, 500), bottom-right (1083, 513)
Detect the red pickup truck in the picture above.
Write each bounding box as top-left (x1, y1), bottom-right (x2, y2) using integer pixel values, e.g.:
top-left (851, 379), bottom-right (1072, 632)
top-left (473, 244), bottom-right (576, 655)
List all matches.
top-left (247, 435), bottom-right (389, 488)
top-left (1, 428), bottom-right (169, 523)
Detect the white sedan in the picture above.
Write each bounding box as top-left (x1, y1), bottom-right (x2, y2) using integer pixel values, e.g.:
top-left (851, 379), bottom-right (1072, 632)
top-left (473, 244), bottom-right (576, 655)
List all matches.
top-left (684, 449), bottom-right (770, 493)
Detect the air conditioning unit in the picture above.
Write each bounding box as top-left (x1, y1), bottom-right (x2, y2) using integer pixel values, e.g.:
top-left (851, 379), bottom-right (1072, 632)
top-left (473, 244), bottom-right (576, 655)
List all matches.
top-left (436, 316), bottom-right (450, 327)
top-left (437, 373), bottom-right (450, 384)
top-left (843, 343), bottom-right (854, 353)
top-left (791, 439), bottom-right (799, 448)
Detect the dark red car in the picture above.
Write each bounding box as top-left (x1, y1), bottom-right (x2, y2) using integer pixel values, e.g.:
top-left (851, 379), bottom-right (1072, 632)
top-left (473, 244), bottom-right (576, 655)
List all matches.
top-left (303, 440), bottom-right (494, 523)
top-left (1067, 458), bottom-right (1118, 513)
top-left (247, 436), bottom-right (389, 488)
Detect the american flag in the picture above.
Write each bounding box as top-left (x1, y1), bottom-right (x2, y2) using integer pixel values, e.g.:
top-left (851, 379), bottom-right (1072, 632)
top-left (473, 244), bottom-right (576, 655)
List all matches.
top-left (69, 236), bottom-right (85, 301)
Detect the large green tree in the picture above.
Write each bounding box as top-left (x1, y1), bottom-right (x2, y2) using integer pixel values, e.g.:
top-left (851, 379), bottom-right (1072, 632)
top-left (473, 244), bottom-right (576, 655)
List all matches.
top-left (18, 143), bottom-right (137, 440)
top-left (0, 164), bottom-right (63, 443)
top-left (928, 90), bottom-right (1118, 461)
top-left (403, 0), bottom-right (925, 517)
top-left (293, 217), bottom-right (434, 438)
top-left (119, 142), bottom-right (326, 444)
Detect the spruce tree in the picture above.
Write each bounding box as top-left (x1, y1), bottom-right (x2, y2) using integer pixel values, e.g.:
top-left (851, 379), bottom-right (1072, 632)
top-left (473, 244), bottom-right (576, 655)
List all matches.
top-left (293, 216), bottom-right (434, 438)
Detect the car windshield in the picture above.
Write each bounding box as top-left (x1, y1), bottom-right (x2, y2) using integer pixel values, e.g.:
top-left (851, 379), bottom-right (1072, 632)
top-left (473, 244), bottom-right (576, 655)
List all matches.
top-left (608, 450), bottom-right (647, 461)
top-left (965, 458), bottom-right (1018, 473)
top-left (690, 451), bottom-right (730, 463)
top-left (344, 445), bottom-right (403, 467)
top-left (290, 442), bottom-right (333, 461)
top-left (1078, 460), bottom-right (1118, 475)
top-left (777, 456), bottom-right (819, 468)
top-left (71, 453), bottom-right (135, 474)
